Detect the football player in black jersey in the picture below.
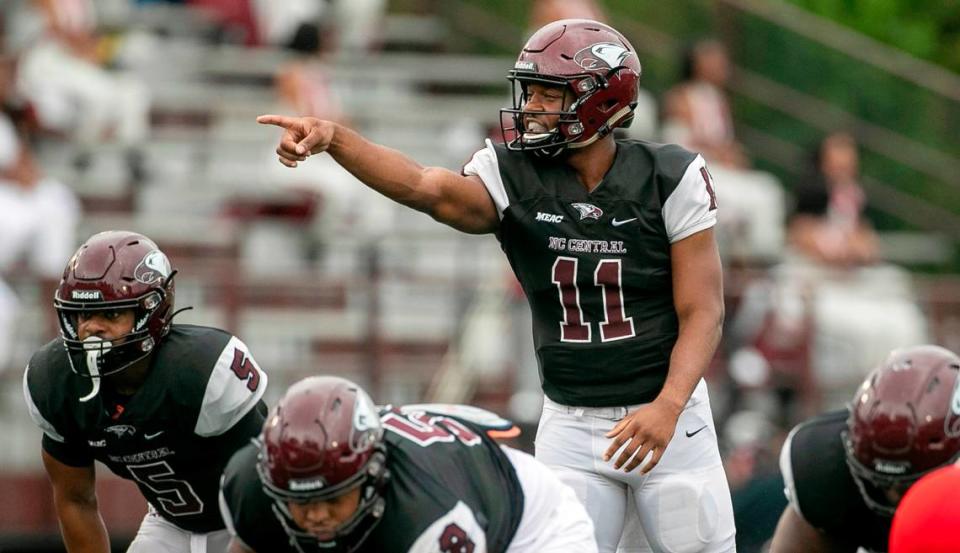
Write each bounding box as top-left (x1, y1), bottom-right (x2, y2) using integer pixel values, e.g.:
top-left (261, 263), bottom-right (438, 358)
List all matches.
top-left (218, 375), bottom-right (598, 553)
top-left (770, 345), bottom-right (960, 553)
top-left (258, 19), bottom-right (734, 552)
top-left (889, 461), bottom-right (960, 553)
top-left (22, 231), bottom-right (269, 552)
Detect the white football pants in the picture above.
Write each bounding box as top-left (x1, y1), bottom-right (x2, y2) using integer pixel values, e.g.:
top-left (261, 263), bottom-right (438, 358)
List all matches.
top-left (535, 379), bottom-right (736, 553)
top-left (126, 505), bottom-right (230, 553)
top-left (503, 445), bottom-right (599, 553)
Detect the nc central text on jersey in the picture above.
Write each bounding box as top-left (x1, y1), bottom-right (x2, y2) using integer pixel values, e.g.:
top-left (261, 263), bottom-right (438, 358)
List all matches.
top-left (547, 236), bottom-right (628, 255)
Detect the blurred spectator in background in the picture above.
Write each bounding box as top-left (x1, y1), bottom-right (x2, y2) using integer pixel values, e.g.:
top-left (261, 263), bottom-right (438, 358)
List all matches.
top-left (274, 61), bottom-right (344, 121)
top-left (889, 462), bottom-right (960, 553)
top-left (722, 410), bottom-right (788, 553)
top-left (0, 113), bottom-right (79, 373)
top-left (527, 0), bottom-right (607, 31)
top-left (727, 131), bottom-right (926, 417)
top-left (788, 131), bottom-right (879, 267)
top-left (247, 0), bottom-right (386, 55)
top-left (190, 0), bottom-right (259, 45)
top-left (663, 39), bottom-right (747, 168)
top-left (251, 0), bottom-right (324, 53)
top-left (326, 0), bottom-right (386, 56)
top-left (12, 0), bottom-right (151, 184)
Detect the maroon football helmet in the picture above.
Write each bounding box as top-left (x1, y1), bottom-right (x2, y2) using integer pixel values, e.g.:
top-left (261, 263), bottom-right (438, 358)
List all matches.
top-left (500, 19), bottom-right (641, 157)
top-left (843, 345), bottom-right (960, 516)
top-left (257, 376), bottom-right (388, 548)
top-left (54, 231), bottom-right (176, 379)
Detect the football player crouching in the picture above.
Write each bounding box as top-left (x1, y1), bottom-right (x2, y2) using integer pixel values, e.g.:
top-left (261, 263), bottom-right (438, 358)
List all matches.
top-left (23, 230), bottom-right (269, 552)
top-left (770, 345), bottom-right (960, 553)
top-left (218, 376), bottom-right (599, 553)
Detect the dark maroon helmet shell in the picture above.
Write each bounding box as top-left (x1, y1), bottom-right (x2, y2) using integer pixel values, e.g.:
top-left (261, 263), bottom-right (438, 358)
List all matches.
top-left (501, 19), bottom-right (641, 156)
top-left (54, 230), bottom-right (175, 377)
top-left (257, 376), bottom-right (387, 547)
top-left (844, 345), bottom-right (960, 515)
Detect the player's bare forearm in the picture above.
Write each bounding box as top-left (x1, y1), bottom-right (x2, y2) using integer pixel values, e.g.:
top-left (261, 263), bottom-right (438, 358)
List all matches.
top-left (55, 499), bottom-right (110, 553)
top-left (770, 507), bottom-right (849, 553)
top-left (258, 115), bottom-right (498, 234)
top-left (42, 450), bottom-right (110, 553)
top-left (658, 229), bottom-right (724, 412)
top-left (327, 125), bottom-right (497, 233)
top-left (658, 303), bottom-right (722, 413)
top-left (327, 126), bottom-right (442, 213)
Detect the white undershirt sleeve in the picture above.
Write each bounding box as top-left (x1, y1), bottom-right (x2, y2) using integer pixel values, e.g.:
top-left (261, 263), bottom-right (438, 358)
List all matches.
top-left (662, 155), bottom-right (718, 243)
top-left (462, 139), bottom-right (508, 219)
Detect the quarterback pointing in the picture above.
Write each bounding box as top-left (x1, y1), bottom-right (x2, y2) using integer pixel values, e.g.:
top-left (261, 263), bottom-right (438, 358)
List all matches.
top-left (260, 19), bottom-right (734, 552)
top-left (23, 231), bottom-right (269, 552)
top-left (218, 376), bottom-right (598, 552)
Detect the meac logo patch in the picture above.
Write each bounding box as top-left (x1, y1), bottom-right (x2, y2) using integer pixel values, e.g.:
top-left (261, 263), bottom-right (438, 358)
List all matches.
top-left (535, 212), bottom-right (564, 223)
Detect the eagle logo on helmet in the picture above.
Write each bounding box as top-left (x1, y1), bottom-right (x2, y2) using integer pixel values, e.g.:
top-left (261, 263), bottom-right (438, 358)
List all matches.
top-left (574, 42), bottom-right (633, 71)
top-left (134, 250), bottom-right (171, 285)
top-left (945, 377), bottom-right (960, 437)
top-left (571, 202), bottom-right (604, 221)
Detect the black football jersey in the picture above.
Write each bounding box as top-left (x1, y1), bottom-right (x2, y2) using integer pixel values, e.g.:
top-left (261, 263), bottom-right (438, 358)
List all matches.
top-left (464, 139), bottom-right (718, 407)
top-left (23, 324), bottom-right (269, 533)
top-left (220, 408), bottom-right (524, 553)
top-left (780, 408), bottom-right (891, 552)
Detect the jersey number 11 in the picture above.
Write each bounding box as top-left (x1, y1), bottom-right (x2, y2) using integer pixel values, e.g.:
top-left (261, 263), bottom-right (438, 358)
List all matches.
top-left (552, 256), bottom-right (635, 343)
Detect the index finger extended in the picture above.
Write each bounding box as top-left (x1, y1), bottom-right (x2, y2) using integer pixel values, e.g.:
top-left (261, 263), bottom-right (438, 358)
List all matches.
top-left (256, 114), bottom-right (298, 128)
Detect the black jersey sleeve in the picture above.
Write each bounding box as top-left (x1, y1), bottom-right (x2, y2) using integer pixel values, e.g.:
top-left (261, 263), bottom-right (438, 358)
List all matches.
top-left (22, 341), bottom-right (94, 466)
top-left (220, 443), bottom-right (294, 553)
top-left (155, 327), bottom-right (268, 438)
top-left (779, 408), bottom-right (891, 551)
top-left (780, 409), bottom-right (851, 527)
top-left (41, 433), bottom-right (93, 467)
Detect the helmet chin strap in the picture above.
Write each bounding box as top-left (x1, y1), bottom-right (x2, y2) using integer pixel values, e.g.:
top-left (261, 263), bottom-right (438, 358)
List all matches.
top-left (79, 336), bottom-right (111, 402)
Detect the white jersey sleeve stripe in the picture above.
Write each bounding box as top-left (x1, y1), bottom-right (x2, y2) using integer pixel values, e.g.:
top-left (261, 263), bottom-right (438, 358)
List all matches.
top-left (22, 364), bottom-right (65, 442)
top-left (662, 155), bottom-right (718, 243)
top-left (407, 501), bottom-right (488, 553)
top-left (218, 483), bottom-right (241, 538)
top-left (779, 425), bottom-right (805, 521)
top-left (462, 138), bottom-right (508, 219)
top-left (194, 336), bottom-right (268, 437)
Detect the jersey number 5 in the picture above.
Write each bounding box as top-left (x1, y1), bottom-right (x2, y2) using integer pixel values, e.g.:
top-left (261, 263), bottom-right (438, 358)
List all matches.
top-left (128, 461), bottom-right (204, 516)
top-left (439, 523), bottom-right (475, 553)
top-left (230, 349), bottom-right (261, 392)
top-left (382, 412), bottom-right (481, 447)
top-left (552, 256), bottom-right (635, 343)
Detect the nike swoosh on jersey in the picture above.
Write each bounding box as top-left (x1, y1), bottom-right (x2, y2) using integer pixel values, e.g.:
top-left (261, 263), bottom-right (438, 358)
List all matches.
top-left (611, 217), bottom-right (637, 227)
top-left (144, 431), bottom-right (164, 440)
top-left (685, 425), bottom-right (708, 438)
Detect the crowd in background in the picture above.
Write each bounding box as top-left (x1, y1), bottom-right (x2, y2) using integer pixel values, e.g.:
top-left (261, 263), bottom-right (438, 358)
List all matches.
top-left (0, 1), bottom-right (949, 551)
